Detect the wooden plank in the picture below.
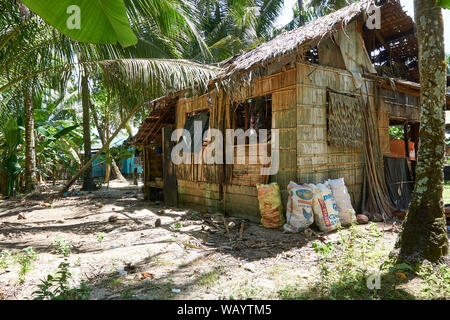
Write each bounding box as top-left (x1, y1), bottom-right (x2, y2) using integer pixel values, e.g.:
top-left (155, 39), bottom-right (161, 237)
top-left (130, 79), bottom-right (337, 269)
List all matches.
top-left (163, 126), bottom-right (178, 207)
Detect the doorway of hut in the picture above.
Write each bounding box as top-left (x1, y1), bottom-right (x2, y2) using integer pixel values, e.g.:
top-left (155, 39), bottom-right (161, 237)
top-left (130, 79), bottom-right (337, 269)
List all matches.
top-left (143, 143), bottom-right (164, 201)
top-left (140, 100), bottom-right (178, 202)
top-left (384, 120), bottom-right (419, 212)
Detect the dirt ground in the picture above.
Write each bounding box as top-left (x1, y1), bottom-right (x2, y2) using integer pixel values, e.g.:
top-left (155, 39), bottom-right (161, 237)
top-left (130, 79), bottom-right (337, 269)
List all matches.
top-left (0, 180), bottom-right (447, 300)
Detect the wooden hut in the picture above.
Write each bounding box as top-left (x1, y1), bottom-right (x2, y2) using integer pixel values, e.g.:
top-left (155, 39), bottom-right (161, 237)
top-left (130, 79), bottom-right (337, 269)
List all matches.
top-left (134, 0), bottom-right (450, 222)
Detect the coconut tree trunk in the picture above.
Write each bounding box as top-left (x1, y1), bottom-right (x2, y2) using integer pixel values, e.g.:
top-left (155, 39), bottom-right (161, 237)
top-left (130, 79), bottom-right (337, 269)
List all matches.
top-left (23, 88), bottom-right (38, 193)
top-left (398, 0), bottom-right (448, 262)
top-left (80, 71), bottom-right (96, 191)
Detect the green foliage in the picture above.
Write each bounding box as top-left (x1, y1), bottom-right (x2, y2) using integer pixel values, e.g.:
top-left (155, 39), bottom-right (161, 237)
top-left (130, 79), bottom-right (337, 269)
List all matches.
top-left (308, 224), bottom-right (398, 299)
top-left (95, 232), bottom-right (106, 244)
top-left (16, 247), bottom-right (38, 283)
top-left (52, 236), bottom-right (72, 257)
top-left (21, 0), bottom-right (137, 47)
top-left (0, 117), bottom-right (23, 196)
top-left (33, 263), bottom-right (91, 300)
top-left (33, 237), bottom-right (91, 300)
top-left (437, 0), bottom-right (450, 9)
top-left (0, 250), bottom-right (12, 270)
top-left (197, 266), bottom-right (224, 286)
top-left (185, 0), bottom-right (284, 63)
top-left (417, 264), bottom-right (449, 299)
top-left (389, 125), bottom-right (404, 139)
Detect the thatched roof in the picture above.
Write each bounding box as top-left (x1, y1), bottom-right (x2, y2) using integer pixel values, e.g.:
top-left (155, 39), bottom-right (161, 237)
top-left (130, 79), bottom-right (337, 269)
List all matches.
top-left (134, 0), bottom-right (424, 146)
top-left (219, 0), bottom-right (417, 80)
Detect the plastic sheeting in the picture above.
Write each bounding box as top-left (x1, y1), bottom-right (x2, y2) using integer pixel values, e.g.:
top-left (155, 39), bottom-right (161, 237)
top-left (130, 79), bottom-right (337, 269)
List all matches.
top-left (384, 156), bottom-right (414, 211)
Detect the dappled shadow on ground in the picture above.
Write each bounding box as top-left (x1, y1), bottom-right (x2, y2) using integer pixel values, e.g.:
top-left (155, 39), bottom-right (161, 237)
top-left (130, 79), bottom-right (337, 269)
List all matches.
top-left (0, 180), bottom-right (411, 300)
top-left (83, 250), bottom-right (220, 300)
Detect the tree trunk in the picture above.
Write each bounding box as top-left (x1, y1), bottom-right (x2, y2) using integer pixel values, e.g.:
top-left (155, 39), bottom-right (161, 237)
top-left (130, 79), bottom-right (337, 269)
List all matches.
top-left (90, 102), bottom-right (127, 183)
top-left (398, 0), bottom-right (448, 262)
top-left (60, 103), bottom-right (141, 195)
top-left (80, 71), bottom-right (96, 191)
top-left (23, 89), bottom-right (38, 193)
top-left (297, 0), bottom-right (304, 25)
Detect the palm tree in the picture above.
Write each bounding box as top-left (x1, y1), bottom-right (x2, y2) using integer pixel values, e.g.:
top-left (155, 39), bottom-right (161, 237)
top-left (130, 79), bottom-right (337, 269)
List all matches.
top-left (281, 0), bottom-right (357, 31)
top-left (0, 0), bottom-right (220, 193)
top-left (397, 0), bottom-right (448, 262)
top-left (80, 67), bottom-right (96, 191)
top-left (23, 85), bottom-right (38, 192)
top-left (185, 0), bottom-right (284, 63)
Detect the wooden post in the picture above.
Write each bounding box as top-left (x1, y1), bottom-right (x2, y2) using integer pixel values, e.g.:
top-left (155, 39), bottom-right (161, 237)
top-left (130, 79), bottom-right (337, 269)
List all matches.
top-left (163, 126), bottom-right (178, 207)
top-left (403, 122), bottom-right (409, 158)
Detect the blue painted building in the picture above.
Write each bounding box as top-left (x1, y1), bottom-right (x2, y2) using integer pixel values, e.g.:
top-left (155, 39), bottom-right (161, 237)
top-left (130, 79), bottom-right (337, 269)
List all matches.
top-left (90, 134), bottom-right (143, 178)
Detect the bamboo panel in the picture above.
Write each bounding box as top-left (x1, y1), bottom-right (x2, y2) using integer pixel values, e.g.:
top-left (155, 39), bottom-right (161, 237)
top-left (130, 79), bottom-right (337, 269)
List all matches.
top-left (178, 184), bottom-right (221, 200)
top-left (271, 169), bottom-right (297, 190)
top-left (270, 73), bottom-right (282, 92)
top-left (378, 111), bottom-right (390, 125)
top-left (224, 192), bottom-right (260, 222)
top-left (272, 90), bottom-right (296, 111)
top-left (273, 109), bottom-right (296, 128)
top-left (282, 68), bottom-right (296, 87)
top-left (278, 129), bottom-right (296, 149)
top-left (297, 141), bottom-right (328, 155)
top-left (178, 180), bottom-right (220, 192)
top-left (225, 184), bottom-right (258, 197)
top-left (262, 77), bottom-right (272, 94)
top-left (178, 194), bottom-right (221, 211)
top-left (230, 175), bottom-right (267, 186)
top-left (278, 149), bottom-right (297, 168)
top-left (296, 86), bottom-right (327, 106)
top-left (318, 37), bottom-right (346, 69)
top-left (297, 105), bottom-right (327, 125)
top-left (297, 125), bottom-right (327, 142)
top-left (296, 64), bottom-right (328, 87)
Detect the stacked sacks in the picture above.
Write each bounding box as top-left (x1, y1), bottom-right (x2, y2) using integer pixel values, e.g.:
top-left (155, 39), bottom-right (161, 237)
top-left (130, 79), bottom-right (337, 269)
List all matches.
top-left (256, 183), bottom-right (285, 228)
top-left (283, 182), bottom-right (314, 233)
top-left (308, 183), bottom-right (341, 233)
top-left (326, 178), bottom-right (356, 226)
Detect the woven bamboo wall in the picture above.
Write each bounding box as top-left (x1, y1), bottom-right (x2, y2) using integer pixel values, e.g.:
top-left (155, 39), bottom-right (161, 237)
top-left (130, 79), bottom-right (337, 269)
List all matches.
top-left (222, 67), bottom-right (298, 217)
top-left (296, 63), bottom-right (378, 210)
top-left (174, 90), bottom-right (224, 184)
top-left (177, 180), bottom-right (222, 211)
top-left (269, 68), bottom-right (297, 205)
top-left (174, 63), bottom-right (392, 219)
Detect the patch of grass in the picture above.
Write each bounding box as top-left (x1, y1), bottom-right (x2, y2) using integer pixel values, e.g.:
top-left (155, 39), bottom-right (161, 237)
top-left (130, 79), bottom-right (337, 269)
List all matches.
top-left (231, 285), bottom-right (264, 299)
top-left (277, 284), bottom-right (308, 300)
top-left (0, 250), bottom-right (12, 270)
top-left (33, 237), bottom-right (91, 300)
top-left (109, 278), bottom-right (123, 290)
top-left (197, 267), bottom-right (223, 287)
top-left (173, 222), bottom-right (182, 230)
top-left (292, 224), bottom-right (418, 300)
top-left (52, 236), bottom-right (72, 257)
top-left (416, 263), bottom-right (450, 299)
top-left (16, 247), bottom-right (38, 284)
top-left (120, 288), bottom-right (140, 300)
top-left (96, 232), bottom-right (106, 244)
